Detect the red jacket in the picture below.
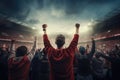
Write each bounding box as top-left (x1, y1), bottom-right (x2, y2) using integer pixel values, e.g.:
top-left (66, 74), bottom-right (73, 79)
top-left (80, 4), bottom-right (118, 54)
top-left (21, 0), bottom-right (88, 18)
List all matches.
top-left (43, 34), bottom-right (79, 80)
top-left (8, 56), bottom-right (30, 80)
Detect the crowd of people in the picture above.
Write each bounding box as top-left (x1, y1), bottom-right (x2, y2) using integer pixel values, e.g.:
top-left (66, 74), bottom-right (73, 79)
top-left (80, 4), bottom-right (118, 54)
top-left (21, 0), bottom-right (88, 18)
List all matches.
top-left (0, 23), bottom-right (120, 80)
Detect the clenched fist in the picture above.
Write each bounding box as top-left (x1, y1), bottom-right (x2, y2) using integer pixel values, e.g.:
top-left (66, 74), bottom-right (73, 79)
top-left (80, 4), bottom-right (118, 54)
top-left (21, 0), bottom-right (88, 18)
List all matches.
top-left (75, 23), bottom-right (80, 28)
top-left (42, 24), bottom-right (47, 31)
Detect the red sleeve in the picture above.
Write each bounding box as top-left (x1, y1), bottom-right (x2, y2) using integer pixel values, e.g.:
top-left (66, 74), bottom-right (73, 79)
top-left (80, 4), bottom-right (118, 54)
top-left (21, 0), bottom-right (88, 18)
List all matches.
top-left (43, 34), bottom-right (52, 54)
top-left (67, 34), bottom-right (79, 52)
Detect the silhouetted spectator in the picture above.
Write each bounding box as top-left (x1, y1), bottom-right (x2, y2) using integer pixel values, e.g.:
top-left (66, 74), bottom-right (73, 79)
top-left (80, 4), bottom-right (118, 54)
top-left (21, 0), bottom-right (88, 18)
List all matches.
top-left (76, 38), bottom-right (95, 80)
top-left (92, 52), bottom-right (105, 80)
top-left (0, 45), bottom-right (9, 80)
top-left (99, 48), bottom-right (120, 80)
top-left (8, 37), bottom-right (37, 80)
top-left (30, 48), bottom-right (49, 80)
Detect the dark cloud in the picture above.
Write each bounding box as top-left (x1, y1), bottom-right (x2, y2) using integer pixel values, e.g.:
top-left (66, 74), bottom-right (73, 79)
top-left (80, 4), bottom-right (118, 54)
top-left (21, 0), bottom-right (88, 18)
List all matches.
top-left (0, 0), bottom-right (31, 20)
top-left (0, 0), bottom-right (120, 27)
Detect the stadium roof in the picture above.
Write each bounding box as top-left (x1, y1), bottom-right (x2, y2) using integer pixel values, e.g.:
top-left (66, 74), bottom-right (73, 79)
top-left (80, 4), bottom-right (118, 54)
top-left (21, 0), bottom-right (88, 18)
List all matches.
top-left (0, 16), bottom-right (39, 41)
top-left (93, 8), bottom-right (120, 34)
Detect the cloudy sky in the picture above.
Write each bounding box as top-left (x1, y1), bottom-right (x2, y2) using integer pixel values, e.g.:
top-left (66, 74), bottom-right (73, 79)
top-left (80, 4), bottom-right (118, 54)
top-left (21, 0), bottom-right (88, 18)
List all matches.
top-left (0, 0), bottom-right (120, 35)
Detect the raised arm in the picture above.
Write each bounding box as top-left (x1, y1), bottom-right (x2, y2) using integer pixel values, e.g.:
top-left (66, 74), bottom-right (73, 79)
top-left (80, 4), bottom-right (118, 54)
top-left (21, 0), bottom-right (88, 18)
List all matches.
top-left (88, 38), bottom-right (95, 59)
top-left (9, 40), bottom-right (15, 53)
top-left (43, 24), bottom-right (47, 34)
top-left (42, 24), bottom-right (52, 48)
top-left (8, 40), bottom-right (15, 59)
top-left (27, 36), bottom-right (37, 61)
top-left (75, 23), bottom-right (80, 34)
top-left (68, 23), bottom-right (80, 51)
top-left (30, 36), bottom-right (37, 54)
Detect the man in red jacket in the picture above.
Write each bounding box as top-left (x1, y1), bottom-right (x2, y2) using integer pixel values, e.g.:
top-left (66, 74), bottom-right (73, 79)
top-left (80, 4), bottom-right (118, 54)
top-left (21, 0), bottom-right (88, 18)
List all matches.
top-left (8, 37), bottom-right (37, 80)
top-left (42, 23), bottom-right (80, 80)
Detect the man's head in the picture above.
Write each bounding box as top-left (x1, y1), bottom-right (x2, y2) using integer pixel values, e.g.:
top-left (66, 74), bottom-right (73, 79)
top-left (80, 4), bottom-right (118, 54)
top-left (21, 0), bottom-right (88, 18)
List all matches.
top-left (55, 34), bottom-right (65, 49)
top-left (16, 46), bottom-right (28, 57)
top-left (79, 46), bottom-right (86, 55)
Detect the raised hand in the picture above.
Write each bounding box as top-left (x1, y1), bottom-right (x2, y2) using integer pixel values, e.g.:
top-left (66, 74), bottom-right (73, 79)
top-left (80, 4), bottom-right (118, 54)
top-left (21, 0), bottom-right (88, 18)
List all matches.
top-left (91, 37), bottom-right (94, 41)
top-left (42, 24), bottom-right (47, 31)
top-left (75, 23), bottom-right (80, 28)
top-left (75, 23), bottom-right (80, 34)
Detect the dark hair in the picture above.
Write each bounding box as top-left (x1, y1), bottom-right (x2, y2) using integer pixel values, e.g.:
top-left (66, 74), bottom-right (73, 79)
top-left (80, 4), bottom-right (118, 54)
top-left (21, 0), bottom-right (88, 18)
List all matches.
top-left (79, 46), bottom-right (86, 55)
top-left (16, 46), bottom-right (28, 57)
top-left (55, 34), bottom-right (65, 49)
